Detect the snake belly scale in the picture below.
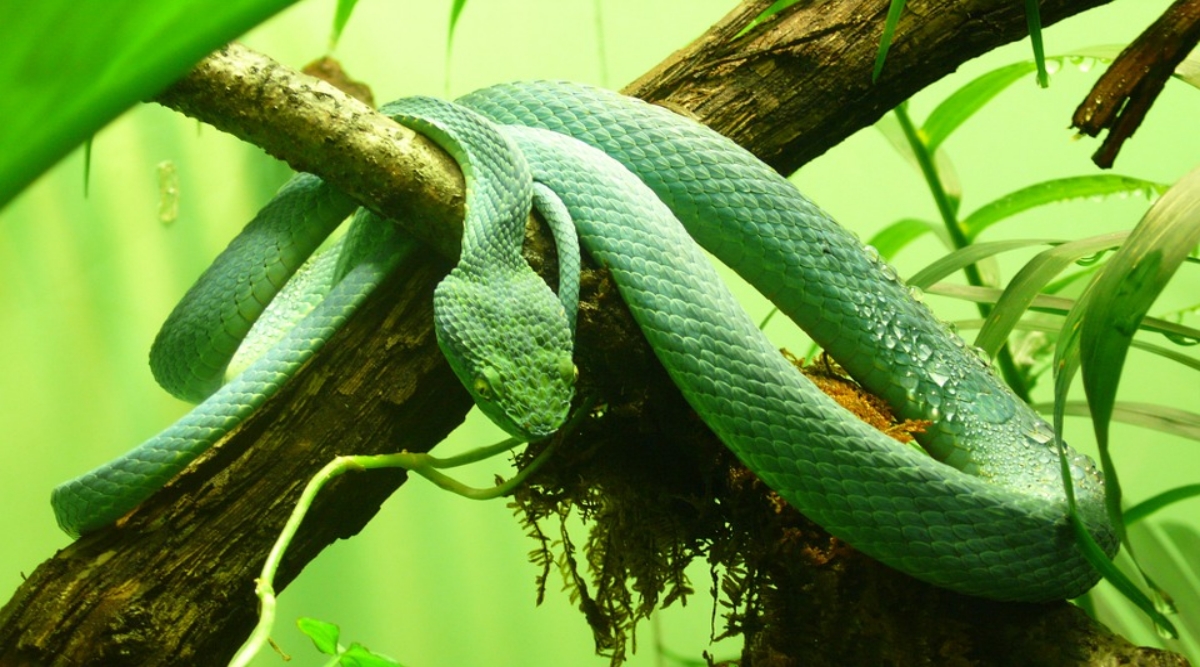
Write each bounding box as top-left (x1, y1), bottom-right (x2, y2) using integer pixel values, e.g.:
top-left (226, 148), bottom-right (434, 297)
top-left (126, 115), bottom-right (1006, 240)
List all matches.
top-left (52, 81), bottom-right (1114, 603)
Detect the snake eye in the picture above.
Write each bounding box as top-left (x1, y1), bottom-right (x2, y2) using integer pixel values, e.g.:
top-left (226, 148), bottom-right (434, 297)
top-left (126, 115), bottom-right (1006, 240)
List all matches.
top-left (474, 367), bottom-right (503, 400)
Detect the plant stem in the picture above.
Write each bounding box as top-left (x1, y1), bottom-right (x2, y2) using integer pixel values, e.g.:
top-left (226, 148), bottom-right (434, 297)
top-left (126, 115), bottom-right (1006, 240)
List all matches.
top-left (892, 103), bottom-right (1032, 402)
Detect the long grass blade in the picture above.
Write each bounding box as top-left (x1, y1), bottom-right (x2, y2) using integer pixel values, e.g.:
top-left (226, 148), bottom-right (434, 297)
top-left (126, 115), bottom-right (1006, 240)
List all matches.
top-left (921, 61), bottom-right (1038, 152)
top-left (906, 238), bottom-right (1058, 289)
top-left (1125, 485), bottom-right (1200, 525)
top-left (962, 176), bottom-right (1169, 241)
top-left (734, 0), bottom-right (800, 39)
top-left (927, 284), bottom-right (1200, 344)
top-left (974, 232), bottom-right (1128, 357)
top-left (956, 318), bottom-right (1200, 373)
top-left (1080, 166), bottom-right (1200, 526)
top-left (1045, 401), bottom-right (1200, 443)
top-left (872, 0), bottom-right (907, 82)
top-left (1024, 0), bottom-right (1048, 88)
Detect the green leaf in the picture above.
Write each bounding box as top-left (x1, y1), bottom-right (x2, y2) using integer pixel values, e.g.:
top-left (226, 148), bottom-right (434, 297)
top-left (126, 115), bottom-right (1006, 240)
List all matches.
top-left (1049, 401), bottom-right (1200, 443)
top-left (961, 175), bottom-right (1169, 240)
top-left (906, 238), bottom-right (1057, 290)
top-left (1024, 0), bottom-right (1048, 87)
top-left (1124, 484), bottom-right (1200, 525)
top-left (865, 218), bottom-right (944, 260)
top-left (1068, 511), bottom-right (1177, 637)
top-left (1049, 295), bottom-right (1172, 633)
top-left (872, 0), bottom-right (906, 82)
top-left (1079, 166), bottom-right (1200, 523)
top-left (974, 232), bottom-right (1128, 357)
top-left (448, 0), bottom-right (469, 48)
top-left (927, 284), bottom-right (1200, 345)
top-left (734, 0), bottom-right (800, 39)
top-left (340, 642), bottom-right (404, 667)
top-left (330, 0), bottom-right (360, 51)
top-left (298, 617), bottom-right (341, 655)
top-left (921, 61), bottom-right (1039, 152)
top-left (0, 0), bottom-right (301, 210)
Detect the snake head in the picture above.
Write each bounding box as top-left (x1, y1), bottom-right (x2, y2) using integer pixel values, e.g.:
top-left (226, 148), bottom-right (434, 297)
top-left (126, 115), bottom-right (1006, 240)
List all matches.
top-left (433, 268), bottom-right (576, 440)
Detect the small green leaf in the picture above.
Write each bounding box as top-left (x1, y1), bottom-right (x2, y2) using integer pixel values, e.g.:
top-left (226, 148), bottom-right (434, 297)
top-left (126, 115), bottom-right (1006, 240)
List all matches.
top-left (734, 0), bottom-right (800, 39)
top-left (865, 218), bottom-right (944, 260)
top-left (872, 0), bottom-right (906, 82)
top-left (297, 617), bottom-right (341, 655)
top-left (329, 0), bottom-right (360, 51)
top-left (340, 642), bottom-right (404, 667)
top-left (962, 175), bottom-right (1169, 240)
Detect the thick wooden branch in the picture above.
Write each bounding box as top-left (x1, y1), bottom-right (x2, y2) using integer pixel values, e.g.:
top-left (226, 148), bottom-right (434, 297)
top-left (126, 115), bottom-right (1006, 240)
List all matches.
top-left (1, 1), bottom-right (1186, 665)
top-left (1071, 0), bottom-right (1200, 168)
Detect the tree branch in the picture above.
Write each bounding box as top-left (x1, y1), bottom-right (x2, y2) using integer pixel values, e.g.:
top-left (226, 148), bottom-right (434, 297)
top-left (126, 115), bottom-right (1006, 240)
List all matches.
top-left (1, 1), bottom-right (1186, 665)
top-left (1071, 0), bottom-right (1200, 168)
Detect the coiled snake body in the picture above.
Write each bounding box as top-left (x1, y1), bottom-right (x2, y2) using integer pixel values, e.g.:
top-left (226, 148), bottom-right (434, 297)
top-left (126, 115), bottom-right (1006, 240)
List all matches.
top-left (53, 81), bottom-right (1116, 602)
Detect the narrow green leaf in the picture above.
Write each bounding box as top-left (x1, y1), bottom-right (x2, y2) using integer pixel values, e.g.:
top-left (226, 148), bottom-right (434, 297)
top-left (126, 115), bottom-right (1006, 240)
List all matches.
top-left (974, 232), bottom-right (1128, 357)
top-left (928, 284), bottom-right (1200, 344)
top-left (444, 0), bottom-right (469, 90)
top-left (921, 44), bottom-right (1197, 153)
top-left (906, 238), bottom-right (1058, 290)
top-left (297, 617), bottom-right (341, 655)
top-left (329, 0), bottom-right (360, 51)
top-left (957, 318), bottom-right (1200, 373)
top-left (922, 61), bottom-right (1039, 152)
top-left (447, 0), bottom-right (469, 48)
top-left (1043, 263), bottom-right (1103, 295)
top-left (1124, 484), bottom-right (1200, 525)
top-left (1048, 401), bottom-right (1200, 443)
top-left (0, 0), bottom-right (301, 210)
top-left (872, 0), bottom-right (906, 82)
top-left (733, 0), bottom-right (800, 39)
top-left (1080, 166), bottom-right (1200, 532)
top-left (865, 218), bottom-right (943, 260)
top-left (1024, 0), bottom-right (1048, 87)
top-left (962, 175), bottom-right (1169, 240)
top-left (1069, 512), bottom-right (1177, 637)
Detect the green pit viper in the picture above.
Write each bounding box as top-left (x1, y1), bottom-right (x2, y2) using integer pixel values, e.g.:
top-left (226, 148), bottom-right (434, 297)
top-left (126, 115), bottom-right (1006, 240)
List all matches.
top-left (52, 81), bottom-right (1116, 603)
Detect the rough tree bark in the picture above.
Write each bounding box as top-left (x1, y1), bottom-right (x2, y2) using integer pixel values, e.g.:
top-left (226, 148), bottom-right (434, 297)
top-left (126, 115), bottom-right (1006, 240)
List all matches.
top-left (0, 1), bottom-right (1188, 665)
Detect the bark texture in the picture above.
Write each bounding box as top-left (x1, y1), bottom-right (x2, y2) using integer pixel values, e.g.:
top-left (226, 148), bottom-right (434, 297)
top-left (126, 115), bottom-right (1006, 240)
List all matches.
top-left (1071, 0), bottom-right (1200, 168)
top-left (1, 1), bottom-right (1188, 665)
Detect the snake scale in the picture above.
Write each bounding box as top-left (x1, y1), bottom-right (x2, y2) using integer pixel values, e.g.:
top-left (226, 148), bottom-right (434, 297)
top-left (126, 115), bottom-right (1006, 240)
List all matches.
top-left (52, 81), bottom-right (1116, 602)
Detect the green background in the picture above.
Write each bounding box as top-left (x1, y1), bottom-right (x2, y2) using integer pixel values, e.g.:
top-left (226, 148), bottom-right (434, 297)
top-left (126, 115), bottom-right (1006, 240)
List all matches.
top-left (1, 0), bottom-right (1196, 664)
